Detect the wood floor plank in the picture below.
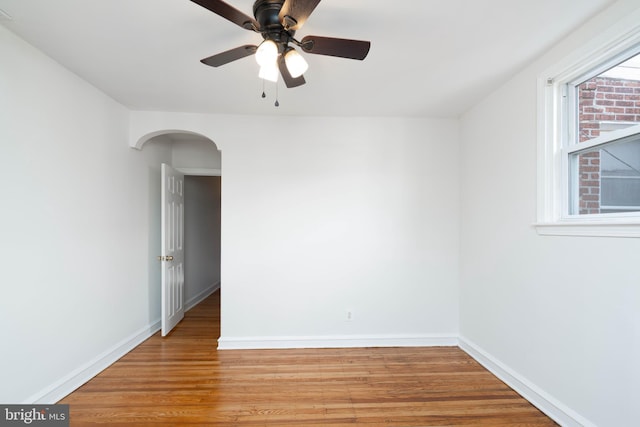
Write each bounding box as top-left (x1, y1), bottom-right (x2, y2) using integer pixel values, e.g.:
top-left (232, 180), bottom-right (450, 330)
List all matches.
top-left (60, 291), bottom-right (557, 426)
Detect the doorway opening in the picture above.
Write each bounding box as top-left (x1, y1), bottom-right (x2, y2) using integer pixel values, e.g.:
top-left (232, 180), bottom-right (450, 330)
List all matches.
top-left (140, 131), bottom-right (221, 336)
top-left (183, 174), bottom-right (221, 312)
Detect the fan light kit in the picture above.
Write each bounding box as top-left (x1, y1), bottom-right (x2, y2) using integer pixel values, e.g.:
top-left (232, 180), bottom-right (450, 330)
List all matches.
top-left (255, 40), bottom-right (278, 67)
top-left (191, 0), bottom-right (371, 104)
top-left (283, 47), bottom-right (308, 78)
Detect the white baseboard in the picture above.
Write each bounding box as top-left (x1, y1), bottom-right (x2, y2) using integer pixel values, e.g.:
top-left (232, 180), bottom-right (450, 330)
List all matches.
top-left (27, 320), bottom-right (161, 404)
top-left (29, 285), bottom-right (220, 404)
top-left (218, 334), bottom-right (458, 350)
top-left (25, 311), bottom-right (589, 427)
top-left (185, 281), bottom-right (220, 312)
top-left (459, 337), bottom-right (595, 427)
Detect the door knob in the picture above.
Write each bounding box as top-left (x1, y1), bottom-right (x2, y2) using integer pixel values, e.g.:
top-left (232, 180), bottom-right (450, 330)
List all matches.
top-left (166, 256), bottom-right (174, 261)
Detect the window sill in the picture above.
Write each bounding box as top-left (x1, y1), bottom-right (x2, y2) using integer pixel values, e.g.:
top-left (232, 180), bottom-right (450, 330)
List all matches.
top-left (534, 221), bottom-right (640, 238)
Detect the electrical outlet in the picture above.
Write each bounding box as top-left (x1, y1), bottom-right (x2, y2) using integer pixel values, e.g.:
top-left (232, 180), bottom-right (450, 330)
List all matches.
top-left (346, 310), bottom-right (354, 321)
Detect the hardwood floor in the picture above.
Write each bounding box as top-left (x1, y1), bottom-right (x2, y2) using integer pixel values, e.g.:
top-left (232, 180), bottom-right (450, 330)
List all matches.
top-left (60, 291), bottom-right (556, 426)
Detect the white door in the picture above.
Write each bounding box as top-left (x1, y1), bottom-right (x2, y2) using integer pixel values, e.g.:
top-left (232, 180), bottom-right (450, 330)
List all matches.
top-left (161, 163), bottom-right (185, 336)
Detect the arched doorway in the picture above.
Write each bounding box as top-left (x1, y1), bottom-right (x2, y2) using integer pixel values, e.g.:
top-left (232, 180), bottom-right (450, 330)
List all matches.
top-left (139, 130), bottom-right (221, 334)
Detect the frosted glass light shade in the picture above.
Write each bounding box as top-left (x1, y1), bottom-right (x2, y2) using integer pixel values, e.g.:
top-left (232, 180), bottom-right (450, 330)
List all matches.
top-left (255, 40), bottom-right (278, 67)
top-left (259, 64), bottom-right (279, 82)
top-left (284, 48), bottom-right (308, 78)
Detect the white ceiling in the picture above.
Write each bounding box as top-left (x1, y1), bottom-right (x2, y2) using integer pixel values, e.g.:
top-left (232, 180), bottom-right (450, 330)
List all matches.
top-left (0, 0), bottom-right (616, 118)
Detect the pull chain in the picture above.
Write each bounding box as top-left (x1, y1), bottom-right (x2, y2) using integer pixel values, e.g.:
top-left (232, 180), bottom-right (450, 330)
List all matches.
top-left (259, 79), bottom-right (280, 107)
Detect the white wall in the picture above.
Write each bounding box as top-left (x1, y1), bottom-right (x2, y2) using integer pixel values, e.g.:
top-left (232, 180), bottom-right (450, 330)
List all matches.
top-left (9, 2), bottom-right (638, 422)
top-left (184, 176), bottom-right (221, 305)
top-left (459, 1), bottom-right (640, 425)
top-left (219, 116), bottom-right (460, 346)
top-left (4, 1), bottom-right (635, 422)
top-left (0, 19), bottom-right (461, 400)
top-left (2, 2), bottom-right (635, 421)
top-left (0, 25), bottom-right (172, 403)
top-left (171, 138), bottom-right (221, 170)
top-left (130, 112), bottom-right (461, 347)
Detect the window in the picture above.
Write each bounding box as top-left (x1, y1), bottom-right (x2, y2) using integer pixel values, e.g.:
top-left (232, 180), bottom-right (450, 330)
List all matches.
top-left (570, 53), bottom-right (640, 216)
top-left (537, 23), bottom-right (640, 237)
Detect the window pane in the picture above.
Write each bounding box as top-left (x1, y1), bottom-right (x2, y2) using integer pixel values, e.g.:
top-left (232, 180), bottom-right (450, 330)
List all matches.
top-left (578, 53), bottom-right (640, 143)
top-left (571, 134), bottom-right (640, 215)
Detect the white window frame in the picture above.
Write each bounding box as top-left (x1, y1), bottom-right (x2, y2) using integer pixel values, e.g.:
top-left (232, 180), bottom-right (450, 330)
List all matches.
top-left (536, 21), bottom-right (640, 238)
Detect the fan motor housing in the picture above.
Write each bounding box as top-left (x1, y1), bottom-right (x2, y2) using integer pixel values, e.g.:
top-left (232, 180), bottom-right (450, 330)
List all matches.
top-left (253, 0), bottom-right (293, 44)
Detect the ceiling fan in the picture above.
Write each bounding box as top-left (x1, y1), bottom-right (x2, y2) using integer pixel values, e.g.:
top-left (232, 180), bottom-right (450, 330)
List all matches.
top-left (190, 0), bottom-right (371, 88)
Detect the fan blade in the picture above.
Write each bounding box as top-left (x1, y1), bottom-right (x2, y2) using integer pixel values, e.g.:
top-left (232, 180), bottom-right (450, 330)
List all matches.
top-left (279, 0), bottom-right (321, 31)
top-left (278, 56), bottom-right (306, 88)
top-left (200, 45), bottom-right (258, 67)
top-left (301, 35), bottom-right (370, 60)
top-left (190, 0), bottom-right (259, 31)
